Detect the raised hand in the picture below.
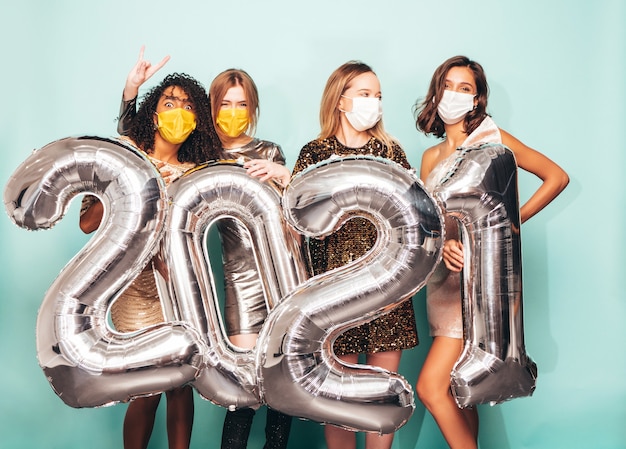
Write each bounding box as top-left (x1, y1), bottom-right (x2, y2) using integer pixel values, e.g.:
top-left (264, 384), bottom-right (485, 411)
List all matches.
top-left (123, 45), bottom-right (171, 100)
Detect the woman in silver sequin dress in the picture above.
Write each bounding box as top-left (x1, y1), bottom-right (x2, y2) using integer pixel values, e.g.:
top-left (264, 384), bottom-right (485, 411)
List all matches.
top-left (414, 55), bottom-right (569, 449)
top-left (117, 55), bottom-right (293, 449)
top-left (81, 63), bottom-right (222, 449)
top-left (292, 61), bottom-right (419, 449)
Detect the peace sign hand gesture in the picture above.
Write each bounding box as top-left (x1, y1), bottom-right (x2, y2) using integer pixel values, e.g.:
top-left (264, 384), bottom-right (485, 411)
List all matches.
top-left (123, 45), bottom-right (171, 100)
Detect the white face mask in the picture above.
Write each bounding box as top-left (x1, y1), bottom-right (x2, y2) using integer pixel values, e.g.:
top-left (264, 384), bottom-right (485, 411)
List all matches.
top-left (437, 90), bottom-right (475, 125)
top-left (341, 96), bottom-right (383, 131)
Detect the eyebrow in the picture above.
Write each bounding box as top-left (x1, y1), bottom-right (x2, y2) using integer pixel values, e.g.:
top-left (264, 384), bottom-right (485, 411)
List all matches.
top-left (444, 79), bottom-right (474, 87)
top-left (163, 95), bottom-right (192, 104)
top-left (356, 88), bottom-right (381, 94)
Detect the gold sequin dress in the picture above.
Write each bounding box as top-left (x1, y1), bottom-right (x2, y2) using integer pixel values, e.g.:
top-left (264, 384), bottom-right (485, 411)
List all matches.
top-left (80, 155), bottom-right (194, 333)
top-left (292, 136), bottom-right (418, 355)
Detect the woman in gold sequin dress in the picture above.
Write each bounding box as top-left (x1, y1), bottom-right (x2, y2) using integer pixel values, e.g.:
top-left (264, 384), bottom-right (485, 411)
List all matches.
top-left (292, 61), bottom-right (419, 449)
top-left (414, 55), bottom-right (569, 449)
top-left (118, 52), bottom-right (294, 449)
top-left (80, 67), bottom-right (221, 449)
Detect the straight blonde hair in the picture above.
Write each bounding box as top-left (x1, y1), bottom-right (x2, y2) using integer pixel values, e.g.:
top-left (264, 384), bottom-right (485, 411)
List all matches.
top-left (319, 61), bottom-right (396, 151)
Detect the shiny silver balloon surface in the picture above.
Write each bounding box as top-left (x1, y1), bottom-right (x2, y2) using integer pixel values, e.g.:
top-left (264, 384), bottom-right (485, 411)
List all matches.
top-left (162, 161), bottom-right (308, 409)
top-left (256, 155), bottom-right (443, 433)
top-left (431, 143), bottom-right (537, 407)
top-left (3, 137), bottom-right (203, 408)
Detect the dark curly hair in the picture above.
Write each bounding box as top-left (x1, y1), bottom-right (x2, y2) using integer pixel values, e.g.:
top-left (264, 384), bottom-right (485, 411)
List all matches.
top-left (128, 73), bottom-right (222, 164)
top-left (414, 56), bottom-right (489, 139)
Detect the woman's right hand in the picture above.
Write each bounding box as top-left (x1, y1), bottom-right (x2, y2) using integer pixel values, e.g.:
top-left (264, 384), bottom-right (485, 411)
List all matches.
top-left (442, 239), bottom-right (464, 272)
top-left (123, 45), bottom-right (170, 101)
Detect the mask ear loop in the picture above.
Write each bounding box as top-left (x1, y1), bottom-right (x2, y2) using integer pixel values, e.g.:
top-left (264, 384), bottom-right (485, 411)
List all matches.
top-left (339, 94), bottom-right (351, 114)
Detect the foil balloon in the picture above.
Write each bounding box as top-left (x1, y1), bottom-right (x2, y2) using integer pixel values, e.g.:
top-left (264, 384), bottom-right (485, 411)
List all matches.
top-left (256, 156), bottom-right (443, 433)
top-left (161, 161), bottom-right (308, 409)
top-left (431, 143), bottom-right (537, 407)
top-left (3, 136), bottom-right (203, 408)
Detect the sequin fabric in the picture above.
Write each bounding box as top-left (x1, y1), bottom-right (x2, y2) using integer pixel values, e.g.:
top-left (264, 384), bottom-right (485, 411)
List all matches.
top-left (80, 152), bottom-right (194, 332)
top-left (110, 264), bottom-right (163, 332)
top-left (292, 136), bottom-right (418, 355)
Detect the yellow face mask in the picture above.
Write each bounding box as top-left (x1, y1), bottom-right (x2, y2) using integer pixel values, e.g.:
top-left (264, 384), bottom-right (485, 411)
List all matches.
top-left (217, 108), bottom-right (249, 138)
top-left (156, 108), bottom-right (197, 144)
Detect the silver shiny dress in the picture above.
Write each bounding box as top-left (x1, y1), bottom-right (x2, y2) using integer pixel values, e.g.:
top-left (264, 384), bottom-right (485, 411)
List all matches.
top-left (219, 138), bottom-right (287, 335)
top-left (424, 117), bottom-right (501, 338)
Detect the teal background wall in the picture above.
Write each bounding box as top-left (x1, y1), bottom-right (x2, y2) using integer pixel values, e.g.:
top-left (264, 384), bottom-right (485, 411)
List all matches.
top-left (1, 1), bottom-right (623, 448)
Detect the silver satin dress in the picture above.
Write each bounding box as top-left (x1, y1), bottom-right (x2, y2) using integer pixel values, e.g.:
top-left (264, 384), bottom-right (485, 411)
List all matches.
top-left (220, 138), bottom-right (287, 335)
top-left (424, 117), bottom-right (502, 338)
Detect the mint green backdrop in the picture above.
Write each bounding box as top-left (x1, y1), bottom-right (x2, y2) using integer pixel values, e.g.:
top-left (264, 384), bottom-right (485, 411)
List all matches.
top-left (1, 1), bottom-right (623, 448)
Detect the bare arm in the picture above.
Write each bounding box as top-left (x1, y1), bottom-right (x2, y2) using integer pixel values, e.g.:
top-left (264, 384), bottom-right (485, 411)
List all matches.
top-left (501, 129), bottom-right (569, 223)
top-left (123, 45), bottom-right (170, 101)
top-left (79, 199), bottom-right (104, 234)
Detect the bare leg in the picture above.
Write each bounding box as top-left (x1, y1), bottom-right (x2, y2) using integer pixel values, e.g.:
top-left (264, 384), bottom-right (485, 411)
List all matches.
top-left (363, 351), bottom-right (403, 449)
top-left (416, 336), bottom-right (478, 449)
top-left (165, 386), bottom-right (194, 449)
top-left (122, 394), bottom-right (162, 449)
top-left (229, 333), bottom-right (259, 350)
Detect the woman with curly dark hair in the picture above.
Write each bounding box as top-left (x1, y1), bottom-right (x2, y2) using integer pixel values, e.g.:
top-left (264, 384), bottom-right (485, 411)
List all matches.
top-left (80, 58), bottom-right (221, 449)
top-left (116, 47), bottom-right (296, 449)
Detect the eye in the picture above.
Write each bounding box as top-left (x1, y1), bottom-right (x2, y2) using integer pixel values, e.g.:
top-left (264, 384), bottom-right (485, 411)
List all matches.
top-left (184, 104), bottom-right (194, 111)
top-left (238, 102), bottom-right (248, 109)
top-left (164, 101), bottom-right (174, 108)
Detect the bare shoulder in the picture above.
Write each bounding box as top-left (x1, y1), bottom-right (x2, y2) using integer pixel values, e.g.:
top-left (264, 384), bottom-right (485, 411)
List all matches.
top-left (420, 142), bottom-right (445, 180)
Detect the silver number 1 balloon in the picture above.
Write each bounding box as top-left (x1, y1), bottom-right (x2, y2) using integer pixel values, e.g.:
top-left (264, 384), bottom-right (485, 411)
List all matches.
top-left (432, 143), bottom-right (537, 407)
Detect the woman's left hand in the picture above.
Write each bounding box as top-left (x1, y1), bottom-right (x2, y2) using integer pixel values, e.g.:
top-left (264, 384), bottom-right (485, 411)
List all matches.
top-left (244, 159), bottom-right (291, 186)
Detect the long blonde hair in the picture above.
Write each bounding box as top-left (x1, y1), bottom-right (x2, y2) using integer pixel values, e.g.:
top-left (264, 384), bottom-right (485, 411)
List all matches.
top-left (319, 61), bottom-right (396, 150)
top-left (209, 68), bottom-right (260, 136)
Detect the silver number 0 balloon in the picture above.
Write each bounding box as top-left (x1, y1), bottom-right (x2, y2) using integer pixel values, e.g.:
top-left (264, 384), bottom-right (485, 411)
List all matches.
top-left (256, 156), bottom-right (444, 434)
top-left (3, 137), bottom-right (204, 408)
top-left (432, 143), bottom-right (537, 407)
top-left (162, 161), bottom-right (308, 409)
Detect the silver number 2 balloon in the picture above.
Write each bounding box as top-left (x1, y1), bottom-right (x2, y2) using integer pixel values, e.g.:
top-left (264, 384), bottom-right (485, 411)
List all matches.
top-left (256, 156), bottom-right (444, 434)
top-left (432, 143), bottom-right (537, 407)
top-left (3, 137), bottom-right (204, 408)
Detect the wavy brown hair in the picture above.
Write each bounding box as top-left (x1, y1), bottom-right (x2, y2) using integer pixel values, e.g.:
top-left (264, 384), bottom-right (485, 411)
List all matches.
top-left (414, 55), bottom-right (489, 139)
top-left (128, 73), bottom-right (221, 164)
